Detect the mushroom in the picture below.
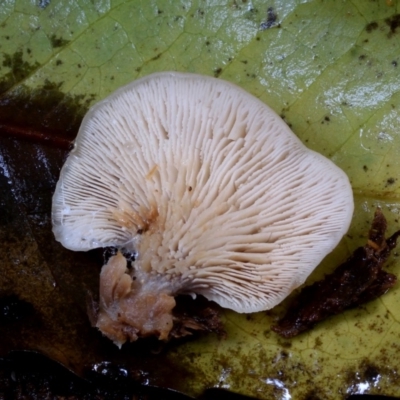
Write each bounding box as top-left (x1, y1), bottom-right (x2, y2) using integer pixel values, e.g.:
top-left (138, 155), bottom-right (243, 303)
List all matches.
top-left (52, 72), bottom-right (354, 346)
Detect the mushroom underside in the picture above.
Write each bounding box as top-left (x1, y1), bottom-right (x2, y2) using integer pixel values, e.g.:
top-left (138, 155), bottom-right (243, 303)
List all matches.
top-left (51, 72), bottom-right (354, 346)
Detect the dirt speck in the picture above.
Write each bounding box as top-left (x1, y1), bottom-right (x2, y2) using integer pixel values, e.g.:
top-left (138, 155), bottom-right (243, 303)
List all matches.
top-left (260, 7), bottom-right (279, 30)
top-left (50, 34), bottom-right (69, 48)
top-left (385, 14), bottom-right (400, 35)
top-left (386, 177), bottom-right (396, 185)
top-left (151, 53), bottom-right (162, 61)
top-left (213, 67), bottom-right (222, 77)
top-left (366, 21), bottom-right (379, 33)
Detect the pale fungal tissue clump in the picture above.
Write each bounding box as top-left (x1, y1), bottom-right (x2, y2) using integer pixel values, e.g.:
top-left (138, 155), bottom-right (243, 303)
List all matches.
top-left (52, 72), bottom-right (354, 347)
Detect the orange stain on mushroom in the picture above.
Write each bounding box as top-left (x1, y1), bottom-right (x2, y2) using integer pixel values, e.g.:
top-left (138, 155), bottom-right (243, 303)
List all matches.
top-left (146, 164), bottom-right (159, 180)
top-left (112, 203), bottom-right (159, 232)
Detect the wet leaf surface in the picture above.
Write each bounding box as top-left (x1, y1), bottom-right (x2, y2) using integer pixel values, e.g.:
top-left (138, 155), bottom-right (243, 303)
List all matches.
top-left (1, 1), bottom-right (400, 399)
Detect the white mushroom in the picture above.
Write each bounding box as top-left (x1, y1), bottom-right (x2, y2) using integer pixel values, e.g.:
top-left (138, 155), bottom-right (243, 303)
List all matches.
top-left (52, 72), bottom-right (353, 345)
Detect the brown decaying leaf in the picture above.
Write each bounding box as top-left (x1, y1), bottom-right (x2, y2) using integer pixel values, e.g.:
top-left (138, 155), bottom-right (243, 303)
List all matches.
top-left (0, 101), bottom-right (202, 392)
top-left (272, 208), bottom-right (400, 338)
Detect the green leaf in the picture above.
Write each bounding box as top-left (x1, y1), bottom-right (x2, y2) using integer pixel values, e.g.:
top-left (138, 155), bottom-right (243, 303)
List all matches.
top-left (1, 0), bottom-right (400, 398)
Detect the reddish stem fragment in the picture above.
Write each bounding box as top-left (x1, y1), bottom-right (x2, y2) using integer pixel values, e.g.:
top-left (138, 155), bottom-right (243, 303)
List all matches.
top-left (0, 123), bottom-right (73, 150)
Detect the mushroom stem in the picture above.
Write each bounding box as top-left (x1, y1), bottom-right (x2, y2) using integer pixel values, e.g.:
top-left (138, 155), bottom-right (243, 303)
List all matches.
top-left (96, 252), bottom-right (176, 347)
